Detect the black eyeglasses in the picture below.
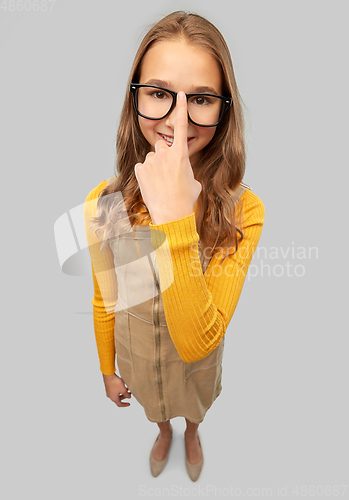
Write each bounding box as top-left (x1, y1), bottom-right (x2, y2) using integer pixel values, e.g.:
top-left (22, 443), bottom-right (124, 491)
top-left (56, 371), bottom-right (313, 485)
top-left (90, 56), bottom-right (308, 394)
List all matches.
top-left (130, 83), bottom-right (232, 127)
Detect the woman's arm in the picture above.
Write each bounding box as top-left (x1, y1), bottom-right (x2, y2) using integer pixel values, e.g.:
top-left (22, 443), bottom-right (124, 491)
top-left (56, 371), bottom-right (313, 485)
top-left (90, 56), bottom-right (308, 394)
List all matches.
top-left (149, 190), bottom-right (265, 363)
top-left (84, 181), bottom-right (118, 375)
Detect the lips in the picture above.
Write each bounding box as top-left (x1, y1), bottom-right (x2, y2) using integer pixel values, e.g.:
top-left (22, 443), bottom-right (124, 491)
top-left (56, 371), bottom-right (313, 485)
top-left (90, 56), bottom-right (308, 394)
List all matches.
top-left (158, 132), bottom-right (194, 147)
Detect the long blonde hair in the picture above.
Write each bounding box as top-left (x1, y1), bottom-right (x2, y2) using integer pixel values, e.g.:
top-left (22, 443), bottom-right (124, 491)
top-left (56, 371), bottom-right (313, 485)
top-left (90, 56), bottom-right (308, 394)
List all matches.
top-left (87, 10), bottom-right (249, 263)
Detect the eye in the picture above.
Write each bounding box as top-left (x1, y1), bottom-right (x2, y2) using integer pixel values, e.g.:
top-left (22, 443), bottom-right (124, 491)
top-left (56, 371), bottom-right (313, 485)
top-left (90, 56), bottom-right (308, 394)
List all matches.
top-left (151, 91), bottom-right (168, 100)
top-left (192, 96), bottom-right (211, 105)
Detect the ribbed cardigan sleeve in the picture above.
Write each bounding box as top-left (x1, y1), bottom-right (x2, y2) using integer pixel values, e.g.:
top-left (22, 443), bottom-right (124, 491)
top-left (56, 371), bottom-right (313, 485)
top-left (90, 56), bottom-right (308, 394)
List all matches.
top-left (83, 180), bottom-right (117, 376)
top-left (149, 190), bottom-right (265, 363)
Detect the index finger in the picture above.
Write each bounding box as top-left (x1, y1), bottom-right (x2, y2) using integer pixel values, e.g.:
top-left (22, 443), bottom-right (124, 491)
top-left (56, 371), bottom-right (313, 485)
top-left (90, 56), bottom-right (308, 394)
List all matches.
top-left (173, 90), bottom-right (189, 150)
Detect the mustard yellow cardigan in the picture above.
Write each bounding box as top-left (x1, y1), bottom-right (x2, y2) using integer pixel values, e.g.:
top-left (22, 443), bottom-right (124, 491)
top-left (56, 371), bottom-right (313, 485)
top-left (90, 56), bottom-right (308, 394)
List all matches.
top-left (84, 179), bottom-right (265, 375)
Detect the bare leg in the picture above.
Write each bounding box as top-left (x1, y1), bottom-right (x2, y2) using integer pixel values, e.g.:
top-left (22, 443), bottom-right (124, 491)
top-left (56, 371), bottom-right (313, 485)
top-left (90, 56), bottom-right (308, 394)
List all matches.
top-left (151, 420), bottom-right (173, 461)
top-left (184, 418), bottom-right (203, 464)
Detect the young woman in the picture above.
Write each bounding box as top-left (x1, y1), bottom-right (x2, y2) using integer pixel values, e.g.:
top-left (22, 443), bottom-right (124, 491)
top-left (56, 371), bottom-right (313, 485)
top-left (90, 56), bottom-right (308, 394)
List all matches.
top-left (84, 11), bottom-right (265, 481)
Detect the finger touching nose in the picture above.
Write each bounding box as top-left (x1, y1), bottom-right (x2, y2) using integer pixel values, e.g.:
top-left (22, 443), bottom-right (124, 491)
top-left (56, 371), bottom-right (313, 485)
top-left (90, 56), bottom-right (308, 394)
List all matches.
top-left (165, 96), bottom-right (188, 128)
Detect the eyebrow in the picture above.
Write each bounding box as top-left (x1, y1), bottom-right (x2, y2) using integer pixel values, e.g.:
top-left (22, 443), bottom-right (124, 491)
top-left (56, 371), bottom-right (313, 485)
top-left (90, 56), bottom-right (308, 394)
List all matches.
top-left (143, 79), bottom-right (220, 95)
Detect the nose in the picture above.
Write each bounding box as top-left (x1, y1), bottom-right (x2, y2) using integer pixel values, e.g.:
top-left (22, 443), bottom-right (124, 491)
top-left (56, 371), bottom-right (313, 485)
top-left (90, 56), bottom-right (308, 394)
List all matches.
top-left (164, 94), bottom-right (188, 128)
top-left (164, 107), bottom-right (177, 129)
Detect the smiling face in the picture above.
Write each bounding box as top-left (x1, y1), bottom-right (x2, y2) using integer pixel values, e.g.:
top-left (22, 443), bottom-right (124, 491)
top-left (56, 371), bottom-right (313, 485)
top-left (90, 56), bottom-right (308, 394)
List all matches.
top-left (137, 39), bottom-right (223, 170)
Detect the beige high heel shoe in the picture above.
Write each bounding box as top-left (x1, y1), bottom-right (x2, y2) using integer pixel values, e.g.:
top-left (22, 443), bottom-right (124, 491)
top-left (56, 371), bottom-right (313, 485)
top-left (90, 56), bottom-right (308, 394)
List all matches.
top-left (149, 432), bottom-right (173, 477)
top-left (185, 432), bottom-right (204, 482)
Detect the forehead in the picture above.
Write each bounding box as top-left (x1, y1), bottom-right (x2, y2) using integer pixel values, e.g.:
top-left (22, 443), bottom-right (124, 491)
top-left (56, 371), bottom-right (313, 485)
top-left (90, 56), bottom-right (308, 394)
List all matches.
top-left (139, 39), bottom-right (223, 94)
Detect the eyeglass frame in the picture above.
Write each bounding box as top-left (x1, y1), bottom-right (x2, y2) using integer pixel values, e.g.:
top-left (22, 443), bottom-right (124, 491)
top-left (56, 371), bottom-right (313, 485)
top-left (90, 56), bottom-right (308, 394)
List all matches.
top-left (129, 83), bottom-right (233, 128)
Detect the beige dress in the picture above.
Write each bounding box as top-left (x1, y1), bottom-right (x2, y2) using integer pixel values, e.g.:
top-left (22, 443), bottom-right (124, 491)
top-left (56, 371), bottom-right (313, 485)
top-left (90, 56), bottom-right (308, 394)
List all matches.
top-left (106, 176), bottom-right (248, 424)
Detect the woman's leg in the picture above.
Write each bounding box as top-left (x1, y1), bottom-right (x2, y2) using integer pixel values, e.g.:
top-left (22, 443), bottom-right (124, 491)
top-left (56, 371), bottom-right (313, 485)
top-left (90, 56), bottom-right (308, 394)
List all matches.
top-left (151, 420), bottom-right (173, 461)
top-left (184, 418), bottom-right (203, 464)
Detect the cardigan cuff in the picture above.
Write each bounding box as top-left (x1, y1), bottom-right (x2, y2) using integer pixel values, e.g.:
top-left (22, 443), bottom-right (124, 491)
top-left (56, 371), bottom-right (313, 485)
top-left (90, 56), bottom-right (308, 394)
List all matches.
top-left (149, 211), bottom-right (199, 251)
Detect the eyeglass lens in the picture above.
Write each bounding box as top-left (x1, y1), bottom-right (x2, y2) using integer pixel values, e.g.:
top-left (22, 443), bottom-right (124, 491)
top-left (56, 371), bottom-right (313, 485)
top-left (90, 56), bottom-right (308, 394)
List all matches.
top-left (135, 87), bottom-right (223, 126)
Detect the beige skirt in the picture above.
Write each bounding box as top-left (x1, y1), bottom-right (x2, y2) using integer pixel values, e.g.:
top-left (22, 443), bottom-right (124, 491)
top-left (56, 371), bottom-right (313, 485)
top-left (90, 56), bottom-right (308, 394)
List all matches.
top-left (109, 224), bottom-right (225, 424)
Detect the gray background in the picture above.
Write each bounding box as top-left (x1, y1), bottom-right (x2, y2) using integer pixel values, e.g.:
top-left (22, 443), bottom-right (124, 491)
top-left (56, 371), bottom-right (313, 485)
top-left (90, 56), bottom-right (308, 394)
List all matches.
top-left (1, 0), bottom-right (348, 498)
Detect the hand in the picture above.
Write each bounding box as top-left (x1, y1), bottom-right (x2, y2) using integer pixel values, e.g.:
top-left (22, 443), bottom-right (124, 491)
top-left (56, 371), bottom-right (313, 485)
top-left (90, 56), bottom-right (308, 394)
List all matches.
top-left (134, 91), bottom-right (202, 225)
top-left (102, 373), bottom-right (132, 407)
